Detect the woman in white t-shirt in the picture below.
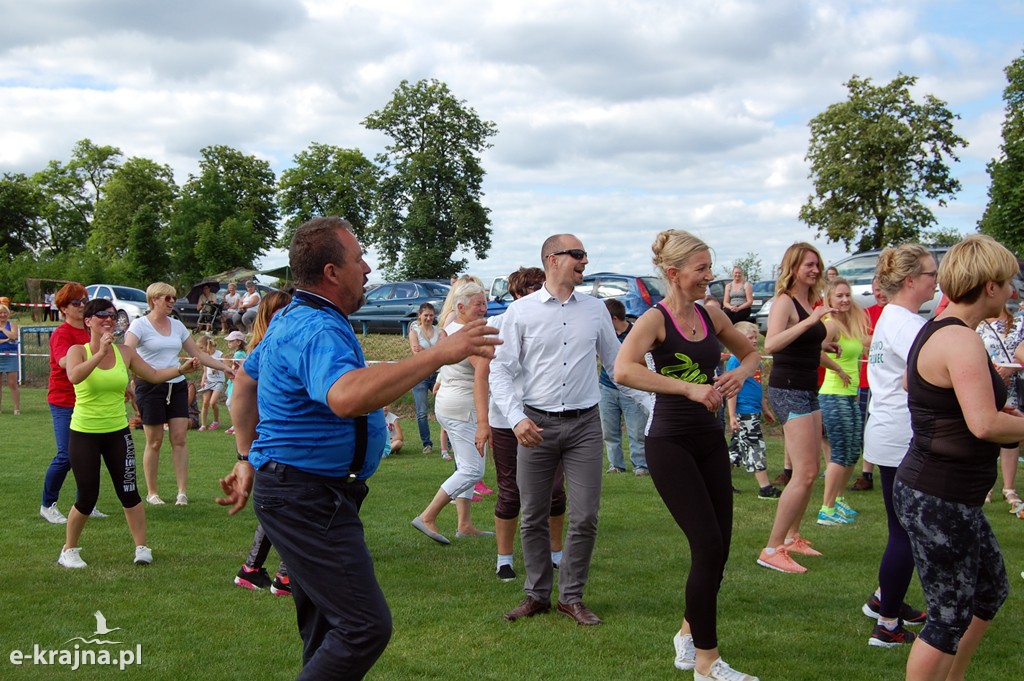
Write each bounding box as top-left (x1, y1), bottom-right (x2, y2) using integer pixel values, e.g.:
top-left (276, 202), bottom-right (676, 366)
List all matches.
top-left (860, 244), bottom-right (936, 647)
top-left (411, 282), bottom-right (492, 544)
top-left (125, 282), bottom-right (235, 507)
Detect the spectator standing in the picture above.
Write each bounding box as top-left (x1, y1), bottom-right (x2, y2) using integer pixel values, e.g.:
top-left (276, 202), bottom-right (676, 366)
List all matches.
top-left (408, 303), bottom-right (439, 453)
top-left (46, 290), bottom-right (58, 321)
top-left (0, 304), bottom-right (21, 415)
top-left (598, 298), bottom-right (649, 475)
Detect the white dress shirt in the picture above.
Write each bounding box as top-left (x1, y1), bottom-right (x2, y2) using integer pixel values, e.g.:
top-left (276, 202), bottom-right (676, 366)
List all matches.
top-left (491, 286), bottom-right (638, 428)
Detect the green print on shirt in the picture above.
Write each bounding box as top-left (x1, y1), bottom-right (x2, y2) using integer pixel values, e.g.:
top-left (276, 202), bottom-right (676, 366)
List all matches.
top-left (660, 353), bottom-right (708, 384)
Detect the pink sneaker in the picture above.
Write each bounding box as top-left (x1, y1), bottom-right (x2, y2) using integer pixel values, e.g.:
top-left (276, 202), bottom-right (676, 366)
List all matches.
top-left (225, 427), bottom-right (235, 435)
top-left (209, 421), bottom-right (220, 430)
top-left (198, 425), bottom-right (207, 432)
top-left (785, 536), bottom-right (823, 557)
top-left (474, 482), bottom-right (494, 495)
top-left (471, 494), bottom-right (484, 502)
top-left (756, 547), bottom-right (807, 574)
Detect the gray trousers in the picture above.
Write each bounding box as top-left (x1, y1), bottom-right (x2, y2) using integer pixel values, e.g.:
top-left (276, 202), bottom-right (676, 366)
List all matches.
top-left (517, 406), bottom-right (603, 604)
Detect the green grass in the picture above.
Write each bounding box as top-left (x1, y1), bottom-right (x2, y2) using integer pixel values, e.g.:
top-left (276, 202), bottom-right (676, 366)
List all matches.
top-left (1, 387), bottom-right (1022, 680)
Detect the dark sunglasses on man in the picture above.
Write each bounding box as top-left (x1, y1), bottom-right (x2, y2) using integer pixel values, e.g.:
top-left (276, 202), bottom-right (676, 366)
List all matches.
top-left (550, 249), bottom-right (587, 260)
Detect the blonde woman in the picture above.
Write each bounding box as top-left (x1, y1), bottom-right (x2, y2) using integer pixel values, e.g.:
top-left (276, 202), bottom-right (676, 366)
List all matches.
top-left (757, 243), bottom-right (833, 574)
top-left (125, 282), bottom-right (234, 506)
top-left (0, 304), bottom-right (21, 414)
top-left (723, 266), bottom-right (754, 324)
top-left (816, 278), bottom-right (869, 526)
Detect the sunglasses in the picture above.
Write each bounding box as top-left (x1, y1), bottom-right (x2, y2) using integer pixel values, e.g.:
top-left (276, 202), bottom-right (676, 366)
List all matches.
top-left (159, 295), bottom-right (175, 303)
top-left (68, 298), bottom-right (90, 307)
top-left (90, 310), bottom-right (117, 319)
top-left (550, 249), bottom-right (587, 260)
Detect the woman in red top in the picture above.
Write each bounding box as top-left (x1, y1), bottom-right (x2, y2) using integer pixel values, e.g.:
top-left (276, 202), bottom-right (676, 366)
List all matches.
top-left (40, 283), bottom-right (111, 524)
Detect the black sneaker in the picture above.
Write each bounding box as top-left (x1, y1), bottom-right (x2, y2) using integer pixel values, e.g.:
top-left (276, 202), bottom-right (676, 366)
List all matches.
top-left (270, 573), bottom-right (292, 597)
top-left (758, 486), bottom-right (783, 500)
top-left (862, 594), bottom-right (926, 625)
top-left (234, 565), bottom-right (272, 590)
top-left (868, 621), bottom-right (917, 647)
top-left (496, 564), bottom-right (516, 582)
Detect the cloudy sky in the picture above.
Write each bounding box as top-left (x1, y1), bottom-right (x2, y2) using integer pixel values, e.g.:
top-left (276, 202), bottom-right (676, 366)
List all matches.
top-left (2, 0), bottom-right (1022, 284)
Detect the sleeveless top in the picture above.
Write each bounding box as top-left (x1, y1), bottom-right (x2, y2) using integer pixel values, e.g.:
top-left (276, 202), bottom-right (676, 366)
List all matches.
top-left (0, 321), bottom-right (18, 351)
top-left (647, 303), bottom-right (722, 437)
top-left (768, 300), bottom-right (826, 391)
top-left (412, 321), bottom-right (439, 351)
top-left (819, 333), bottom-right (863, 396)
top-left (435, 320), bottom-right (475, 422)
top-left (71, 344), bottom-right (131, 433)
top-left (727, 283), bottom-right (747, 308)
top-left (897, 318), bottom-right (1005, 506)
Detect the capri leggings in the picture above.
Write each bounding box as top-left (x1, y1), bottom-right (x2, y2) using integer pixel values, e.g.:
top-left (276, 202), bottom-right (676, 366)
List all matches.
top-left (68, 427), bottom-right (143, 515)
top-left (893, 479), bottom-right (1009, 655)
top-left (646, 429), bottom-right (733, 651)
top-left (492, 426), bottom-right (567, 520)
top-left (819, 393), bottom-right (862, 467)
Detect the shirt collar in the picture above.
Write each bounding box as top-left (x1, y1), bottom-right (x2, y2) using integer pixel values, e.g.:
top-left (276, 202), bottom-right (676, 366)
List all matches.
top-left (537, 285), bottom-right (579, 305)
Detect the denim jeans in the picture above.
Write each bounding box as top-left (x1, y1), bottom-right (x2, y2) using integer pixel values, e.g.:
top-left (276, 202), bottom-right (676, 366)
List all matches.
top-left (254, 462), bottom-right (392, 679)
top-left (42, 404), bottom-right (74, 506)
top-left (598, 383), bottom-right (647, 471)
top-left (411, 373), bottom-right (437, 447)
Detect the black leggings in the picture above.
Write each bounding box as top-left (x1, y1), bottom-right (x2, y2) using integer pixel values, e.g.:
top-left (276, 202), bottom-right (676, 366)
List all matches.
top-left (876, 465), bottom-right (916, 619)
top-left (68, 427), bottom-right (142, 515)
top-left (646, 430), bottom-right (733, 650)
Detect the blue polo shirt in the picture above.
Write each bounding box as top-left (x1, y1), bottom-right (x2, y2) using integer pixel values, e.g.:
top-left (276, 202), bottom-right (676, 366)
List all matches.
top-left (246, 295), bottom-right (387, 478)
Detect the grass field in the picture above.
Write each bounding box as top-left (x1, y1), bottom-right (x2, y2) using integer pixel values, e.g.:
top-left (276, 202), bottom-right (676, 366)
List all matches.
top-left (1, 386), bottom-right (1022, 680)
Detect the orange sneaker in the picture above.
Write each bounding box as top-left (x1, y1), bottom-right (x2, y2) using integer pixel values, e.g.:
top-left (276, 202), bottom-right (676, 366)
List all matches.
top-left (757, 547), bottom-right (806, 574)
top-left (785, 536), bottom-right (823, 557)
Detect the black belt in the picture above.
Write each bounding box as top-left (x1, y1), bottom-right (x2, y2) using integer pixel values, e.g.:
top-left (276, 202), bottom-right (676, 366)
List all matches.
top-left (260, 460), bottom-right (366, 485)
top-left (525, 404), bottom-right (597, 419)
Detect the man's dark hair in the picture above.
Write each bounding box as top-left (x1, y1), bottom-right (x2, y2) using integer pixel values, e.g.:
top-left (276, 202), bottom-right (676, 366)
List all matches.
top-left (604, 298), bottom-right (626, 321)
top-left (289, 217), bottom-right (353, 288)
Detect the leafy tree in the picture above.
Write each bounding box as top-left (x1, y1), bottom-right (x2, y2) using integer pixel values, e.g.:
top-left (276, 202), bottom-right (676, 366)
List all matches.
top-left (363, 79), bottom-right (496, 279)
top-left (277, 143), bottom-right (378, 247)
top-left (979, 52), bottom-right (1024, 255)
top-left (799, 74), bottom-right (967, 252)
top-left (723, 252), bottom-right (763, 280)
top-left (89, 157), bottom-right (177, 259)
top-left (0, 173), bottom-right (45, 259)
top-left (921, 227), bottom-right (965, 247)
top-left (166, 145), bottom-right (278, 284)
top-left (32, 138), bottom-right (122, 254)
top-left (106, 205), bottom-right (170, 288)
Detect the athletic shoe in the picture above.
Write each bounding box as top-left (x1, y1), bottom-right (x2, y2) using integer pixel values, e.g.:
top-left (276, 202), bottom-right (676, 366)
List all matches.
top-left (89, 508), bottom-right (108, 518)
top-left (756, 547), bottom-right (806, 574)
top-left (474, 481), bottom-right (494, 495)
top-left (606, 466), bottom-right (625, 474)
top-left (634, 468), bottom-right (650, 477)
top-left (497, 564), bottom-right (517, 582)
top-left (175, 493), bottom-right (188, 506)
top-left (134, 546), bottom-right (153, 565)
top-left (850, 476), bottom-right (873, 491)
top-left (673, 631), bottom-right (696, 671)
top-left (58, 546), bottom-right (87, 569)
top-left (817, 508), bottom-right (854, 526)
top-left (198, 425), bottom-right (207, 431)
top-left (785, 536), bottom-right (823, 557)
top-left (862, 594), bottom-right (927, 625)
top-left (270, 573), bottom-right (292, 597)
top-left (209, 421), bottom-right (220, 430)
top-left (40, 503), bottom-right (68, 524)
top-left (835, 498), bottom-right (859, 517)
top-left (471, 494), bottom-right (484, 502)
top-left (146, 494), bottom-right (165, 506)
top-left (234, 565), bottom-right (272, 590)
top-left (694, 657), bottom-right (759, 681)
top-left (771, 471), bottom-right (791, 487)
top-left (757, 486), bottom-right (782, 500)
top-left (868, 621), bottom-right (917, 648)
top-left (225, 426), bottom-right (235, 435)
top-left (422, 445), bottom-right (433, 454)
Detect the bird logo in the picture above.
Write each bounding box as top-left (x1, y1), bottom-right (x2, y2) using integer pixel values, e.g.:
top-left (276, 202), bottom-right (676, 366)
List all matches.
top-left (63, 611), bottom-right (123, 645)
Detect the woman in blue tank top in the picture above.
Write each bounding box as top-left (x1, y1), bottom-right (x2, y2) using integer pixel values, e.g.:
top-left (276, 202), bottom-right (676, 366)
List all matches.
top-left (616, 229), bottom-right (761, 681)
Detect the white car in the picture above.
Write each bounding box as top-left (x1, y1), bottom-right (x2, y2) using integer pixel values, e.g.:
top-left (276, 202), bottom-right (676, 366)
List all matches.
top-left (85, 284), bottom-right (149, 333)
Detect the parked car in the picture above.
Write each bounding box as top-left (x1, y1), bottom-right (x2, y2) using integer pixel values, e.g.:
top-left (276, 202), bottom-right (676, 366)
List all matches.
top-left (832, 247), bottom-right (950, 317)
top-left (573, 272), bottom-right (664, 320)
top-left (487, 290), bottom-right (513, 317)
top-left (348, 280), bottom-right (450, 334)
top-left (750, 279), bottom-right (775, 316)
top-left (171, 282), bottom-right (279, 331)
top-left (705, 278), bottom-right (731, 307)
top-left (84, 284), bottom-right (149, 333)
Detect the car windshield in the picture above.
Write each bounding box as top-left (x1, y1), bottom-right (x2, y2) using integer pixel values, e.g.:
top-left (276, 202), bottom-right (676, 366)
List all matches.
top-left (423, 283), bottom-right (449, 296)
top-left (752, 280), bottom-right (775, 294)
top-left (111, 286), bottom-right (148, 303)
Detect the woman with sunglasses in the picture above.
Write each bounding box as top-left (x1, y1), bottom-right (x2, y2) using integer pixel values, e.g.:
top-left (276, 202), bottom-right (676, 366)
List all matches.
top-left (125, 282), bottom-right (234, 507)
top-left (40, 283), bottom-right (112, 525)
top-left (57, 299), bottom-right (200, 568)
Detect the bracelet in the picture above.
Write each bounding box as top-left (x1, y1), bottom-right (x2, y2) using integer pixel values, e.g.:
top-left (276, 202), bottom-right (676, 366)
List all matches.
top-left (237, 452), bottom-right (249, 461)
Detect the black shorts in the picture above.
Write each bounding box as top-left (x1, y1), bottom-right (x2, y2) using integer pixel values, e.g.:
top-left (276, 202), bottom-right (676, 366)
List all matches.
top-left (136, 379), bottom-right (190, 425)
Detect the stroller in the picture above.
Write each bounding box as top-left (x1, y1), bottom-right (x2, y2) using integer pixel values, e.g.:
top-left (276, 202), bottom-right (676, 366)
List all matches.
top-left (196, 301), bottom-right (222, 334)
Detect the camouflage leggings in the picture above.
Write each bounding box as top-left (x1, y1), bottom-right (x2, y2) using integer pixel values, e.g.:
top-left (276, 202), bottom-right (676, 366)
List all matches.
top-left (893, 479), bottom-right (1009, 655)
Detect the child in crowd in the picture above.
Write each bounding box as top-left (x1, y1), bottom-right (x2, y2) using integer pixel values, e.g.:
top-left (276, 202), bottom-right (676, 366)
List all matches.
top-left (223, 331), bottom-right (246, 435)
top-left (382, 405), bottom-right (404, 457)
top-left (726, 321), bottom-right (781, 499)
top-left (195, 335), bottom-right (226, 431)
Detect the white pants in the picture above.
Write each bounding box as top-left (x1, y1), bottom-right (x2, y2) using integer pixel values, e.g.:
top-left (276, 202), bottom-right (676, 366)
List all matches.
top-left (437, 414), bottom-right (485, 500)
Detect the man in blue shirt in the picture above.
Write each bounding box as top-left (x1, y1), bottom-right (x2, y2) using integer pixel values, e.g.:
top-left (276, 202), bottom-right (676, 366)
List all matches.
top-left (218, 217), bottom-right (500, 679)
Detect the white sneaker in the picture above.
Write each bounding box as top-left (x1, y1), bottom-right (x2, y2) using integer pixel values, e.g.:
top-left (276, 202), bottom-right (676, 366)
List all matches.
top-left (673, 631), bottom-right (696, 670)
top-left (40, 503), bottom-right (68, 524)
top-left (134, 546), bottom-right (153, 565)
top-left (58, 546), bottom-right (87, 569)
top-left (146, 494), bottom-right (165, 506)
top-left (695, 658), bottom-right (759, 681)
top-left (175, 493), bottom-right (188, 506)
top-left (90, 508), bottom-right (108, 518)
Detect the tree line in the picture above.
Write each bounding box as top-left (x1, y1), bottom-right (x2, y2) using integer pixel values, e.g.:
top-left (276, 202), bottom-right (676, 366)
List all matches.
top-left (0, 79), bottom-right (496, 301)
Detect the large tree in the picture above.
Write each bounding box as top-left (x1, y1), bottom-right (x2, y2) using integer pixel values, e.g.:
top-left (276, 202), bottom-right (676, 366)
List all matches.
top-left (0, 173), bottom-right (46, 259)
top-left (166, 145), bottom-right (278, 284)
top-left (363, 79), bottom-right (496, 279)
top-left (277, 143), bottom-right (378, 247)
top-left (89, 157), bottom-right (178, 259)
top-left (799, 74), bottom-right (967, 252)
top-left (979, 52), bottom-right (1024, 255)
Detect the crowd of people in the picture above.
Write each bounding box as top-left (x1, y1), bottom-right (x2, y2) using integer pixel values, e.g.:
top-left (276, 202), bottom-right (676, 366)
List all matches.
top-left (10, 216), bottom-right (1017, 680)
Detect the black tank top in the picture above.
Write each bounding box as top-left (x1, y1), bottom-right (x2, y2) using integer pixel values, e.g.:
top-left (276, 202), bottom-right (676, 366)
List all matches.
top-left (896, 317), bottom-right (1005, 506)
top-left (767, 299), bottom-right (826, 391)
top-left (647, 303), bottom-right (722, 437)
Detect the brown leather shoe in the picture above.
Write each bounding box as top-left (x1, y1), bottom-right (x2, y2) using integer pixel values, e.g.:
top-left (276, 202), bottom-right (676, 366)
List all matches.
top-left (850, 476), bottom-right (873, 491)
top-left (556, 601), bottom-right (603, 625)
top-left (771, 471), bottom-right (791, 488)
top-left (504, 597), bottom-right (551, 621)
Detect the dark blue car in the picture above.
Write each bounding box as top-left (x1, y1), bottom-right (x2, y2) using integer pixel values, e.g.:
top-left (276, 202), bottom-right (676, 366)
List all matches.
top-left (348, 280), bottom-right (450, 335)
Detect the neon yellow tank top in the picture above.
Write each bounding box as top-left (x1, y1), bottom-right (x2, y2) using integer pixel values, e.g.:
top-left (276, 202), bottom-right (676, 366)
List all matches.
top-left (820, 333), bottom-right (863, 396)
top-left (71, 344), bottom-right (130, 433)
